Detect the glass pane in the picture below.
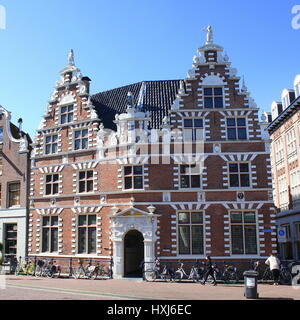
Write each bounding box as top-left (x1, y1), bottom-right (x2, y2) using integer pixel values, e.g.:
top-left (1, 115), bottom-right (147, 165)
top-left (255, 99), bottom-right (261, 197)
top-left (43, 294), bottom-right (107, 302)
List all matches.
top-left (52, 135), bottom-right (58, 142)
top-left (178, 212), bottom-right (190, 224)
top-left (190, 165), bottom-right (199, 174)
top-left (68, 113), bottom-right (74, 123)
top-left (178, 226), bottom-right (190, 254)
top-left (53, 183), bottom-right (59, 194)
top-left (240, 163), bottom-right (249, 172)
top-left (204, 88), bottom-right (213, 95)
top-left (46, 175), bottom-right (52, 183)
top-left (194, 119), bottom-right (203, 128)
top-left (227, 118), bottom-right (236, 127)
top-left (87, 181), bottom-right (93, 192)
top-left (237, 118), bottom-right (246, 126)
top-left (78, 215), bottom-right (87, 226)
top-left (134, 176), bottom-right (143, 189)
top-left (88, 215), bottom-right (96, 226)
top-left (231, 225), bottom-right (244, 254)
top-left (53, 175), bottom-right (59, 182)
top-left (46, 184), bottom-right (52, 195)
top-left (238, 128), bottom-right (247, 140)
top-left (214, 97), bottom-right (223, 108)
top-left (82, 130), bottom-right (88, 137)
top-left (42, 228), bottom-right (50, 252)
top-left (245, 226), bottom-right (257, 254)
top-left (124, 177), bottom-right (132, 189)
top-left (75, 131), bottom-right (81, 139)
top-left (61, 114), bottom-right (67, 124)
top-left (228, 128), bottom-right (237, 140)
top-left (184, 119), bottom-right (193, 128)
top-left (43, 217), bottom-right (50, 226)
top-left (51, 228), bottom-right (58, 252)
top-left (229, 164), bottom-right (239, 173)
top-left (180, 165), bottom-right (189, 174)
top-left (230, 175), bottom-right (239, 187)
top-left (241, 174), bottom-right (250, 187)
top-left (74, 139), bottom-right (81, 150)
top-left (79, 181), bottom-right (85, 193)
top-left (78, 228), bottom-right (86, 254)
top-left (68, 105), bottom-right (74, 112)
top-left (51, 216), bottom-right (58, 226)
top-left (82, 138), bottom-right (88, 149)
top-left (88, 228), bottom-right (97, 253)
top-left (214, 88), bottom-right (223, 95)
top-left (61, 107), bottom-right (67, 114)
top-left (191, 175), bottom-right (201, 188)
top-left (45, 136), bottom-right (51, 144)
top-left (180, 176), bottom-right (190, 188)
top-left (45, 145), bottom-right (51, 155)
top-left (244, 212), bottom-right (256, 223)
top-left (192, 225), bottom-right (204, 255)
top-left (191, 212), bottom-right (203, 224)
top-left (79, 172), bottom-right (86, 180)
top-left (86, 171), bottom-right (93, 179)
top-left (134, 166), bottom-right (143, 175)
top-left (52, 144), bottom-right (58, 153)
top-left (204, 97), bottom-right (213, 108)
top-left (124, 167), bottom-right (132, 176)
top-left (231, 212), bottom-right (242, 223)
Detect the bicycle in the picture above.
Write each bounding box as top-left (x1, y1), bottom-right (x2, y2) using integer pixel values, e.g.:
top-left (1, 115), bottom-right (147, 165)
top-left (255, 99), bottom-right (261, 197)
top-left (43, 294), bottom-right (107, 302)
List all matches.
top-left (222, 263), bottom-right (239, 284)
top-left (15, 258), bottom-right (35, 276)
top-left (144, 260), bottom-right (173, 282)
top-left (255, 261), bottom-right (292, 285)
top-left (72, 260), bottom-right (100, 280)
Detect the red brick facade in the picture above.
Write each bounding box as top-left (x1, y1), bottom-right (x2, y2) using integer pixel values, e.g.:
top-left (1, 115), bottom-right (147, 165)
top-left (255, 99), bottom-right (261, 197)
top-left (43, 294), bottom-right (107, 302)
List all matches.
top-left (29, 35), bottom-right (276, 278)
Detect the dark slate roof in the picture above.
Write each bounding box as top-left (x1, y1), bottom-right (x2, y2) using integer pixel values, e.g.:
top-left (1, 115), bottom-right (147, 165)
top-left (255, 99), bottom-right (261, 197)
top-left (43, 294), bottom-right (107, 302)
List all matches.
top-left (91, 80), bottom-right (181, 130)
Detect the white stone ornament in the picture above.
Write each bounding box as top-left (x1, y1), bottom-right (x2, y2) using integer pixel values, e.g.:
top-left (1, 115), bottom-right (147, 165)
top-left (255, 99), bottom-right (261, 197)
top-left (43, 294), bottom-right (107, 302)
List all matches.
top-left (203, 25), bottom-right (213, 45)
top-left (68, 49), bottom-right (75, 66)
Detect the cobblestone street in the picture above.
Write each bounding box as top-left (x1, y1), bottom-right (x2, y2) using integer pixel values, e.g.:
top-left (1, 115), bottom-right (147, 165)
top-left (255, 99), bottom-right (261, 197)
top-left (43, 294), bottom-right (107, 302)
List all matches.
top-left (0, 276), bottom-right (299, 300)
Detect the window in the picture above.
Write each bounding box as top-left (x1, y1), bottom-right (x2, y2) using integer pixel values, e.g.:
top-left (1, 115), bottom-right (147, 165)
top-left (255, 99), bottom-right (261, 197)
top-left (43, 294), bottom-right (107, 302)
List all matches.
top-left (230, 211), bottom-right (257, 255)
top-left (0, 128), bottom-right (3, 142)
top-left (8, 182), bottom-right (20, 207)
top-left (45, 135), bottom-right (58, 155)
top-left (4, 224), bottom-right (17, 259)
top-left (278, 176), bottom-right (288, 210)
top-left (180, 164), bottom-right (201, 188)
top-left (78, 215), bottom-right (97, 254)
top-left (286, 128), bottom-right (297, 161)
top-left (74, 129), bottom-right (88, 151)
top-left (281, 224), bottom-right (293, 260)
top-left (78, 171), bottom-right (94, 193)
top-left (60, 105), bottom-right (74, 124)
top-left (45, 174), bottom-right (59, 196)
top-left (42, 216), bottom-right (58, 253)
top-left (124, 166), bottom-right (144, 190)
top-left (183, 119), bottom-right (204, 141)
top-left (227, 118), bottom-right (247, 140)
top-left (0, 156), bottom-right (3, 175)
top-left (274, 138), bottom-right (284, 167)
top-left (178, 212), bottom-right (204, 255)
top-left (295, 223), bottom-right (300, 260)
top-left (204, 87), bottom-right (224, 108)
top-left (229, 163), bottom-right (250, 188)
top-left (290, 170), bottom-right (300, 205)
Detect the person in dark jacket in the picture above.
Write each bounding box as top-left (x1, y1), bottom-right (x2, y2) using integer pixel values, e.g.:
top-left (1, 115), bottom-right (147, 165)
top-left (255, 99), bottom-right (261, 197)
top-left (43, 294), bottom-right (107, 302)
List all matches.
top-left (201, 256), bottom-right (217, 286)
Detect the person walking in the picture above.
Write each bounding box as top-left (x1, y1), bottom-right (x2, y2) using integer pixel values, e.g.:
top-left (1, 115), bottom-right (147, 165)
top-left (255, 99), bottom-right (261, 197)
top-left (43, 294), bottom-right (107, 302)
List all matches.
top-left (201, 256), bottom-right (217, 286)
top-left (265, 254), bottom-right (281, 285)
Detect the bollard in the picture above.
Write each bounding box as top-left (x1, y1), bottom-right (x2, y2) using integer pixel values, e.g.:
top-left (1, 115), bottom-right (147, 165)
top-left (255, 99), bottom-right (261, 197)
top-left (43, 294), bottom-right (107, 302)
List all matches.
top-left (243, 270), bottom-right (259, 299)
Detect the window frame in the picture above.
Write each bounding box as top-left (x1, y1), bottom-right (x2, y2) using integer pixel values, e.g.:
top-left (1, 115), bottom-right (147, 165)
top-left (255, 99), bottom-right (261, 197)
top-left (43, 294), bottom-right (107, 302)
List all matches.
top-left (229, 211), bottom-right (258, 255)
top-left (60, 104), bottom-right (74, 125)
top-left (44, 134), bottom-right (58, 155)
top-left (73, 128), bottom-right (89, 151)
top-left (78, 170), bottom-right (94, 194)
top-left (45, 173), bottom-right (60, 196)
top-left (7, 181), bottom-right (21, 208)
top-left (228, 162), bottom-right (251, 189)
top-left (177, 211), bottom-right (205, 256)
top-left (203, 87), bottom-right (224, 109)
top-left (179, 164), bottom-right (202, 190)
top-left (183, 118), bottom-right (204, 142)
top-left (123, 165), bottom-right (144, 191)
top-left (41, 216), bottom-right (59, 253)
top-left (226, 116), bottom-right (248, 141)
top-left (77, 214), bottom-right (97, 254)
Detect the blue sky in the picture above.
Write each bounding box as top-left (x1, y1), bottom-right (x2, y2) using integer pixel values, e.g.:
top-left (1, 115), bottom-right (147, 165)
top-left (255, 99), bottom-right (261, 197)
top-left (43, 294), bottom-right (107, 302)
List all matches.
top-left (0, 0), bottom-right (299, 138)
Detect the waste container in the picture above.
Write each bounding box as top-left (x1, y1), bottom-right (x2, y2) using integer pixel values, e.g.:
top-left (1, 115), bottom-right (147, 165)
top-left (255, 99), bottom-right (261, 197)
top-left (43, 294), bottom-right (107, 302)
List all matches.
top-left (243, 270), bottom-right (259, 299)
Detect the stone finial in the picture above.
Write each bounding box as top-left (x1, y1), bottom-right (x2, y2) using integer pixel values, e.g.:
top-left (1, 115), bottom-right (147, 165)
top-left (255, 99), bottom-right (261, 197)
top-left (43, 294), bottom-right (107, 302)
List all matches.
top-left (241, 77), bottom-right (248, 93)
top-left (203, 25), bottom-right (213, 45)
top-left (127, 91), bottom-right (134, 109)
top-left (68, 49), bottom-right (75, 66)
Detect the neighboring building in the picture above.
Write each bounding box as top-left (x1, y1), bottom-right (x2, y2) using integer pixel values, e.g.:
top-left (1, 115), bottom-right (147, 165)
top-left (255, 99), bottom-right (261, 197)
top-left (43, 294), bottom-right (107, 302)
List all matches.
top-left (29, 28), bottom-right (276, 278)
top-left (0, 107), bottom-right (31, 261)
top-left (268, 74), bottom-right (300, 261)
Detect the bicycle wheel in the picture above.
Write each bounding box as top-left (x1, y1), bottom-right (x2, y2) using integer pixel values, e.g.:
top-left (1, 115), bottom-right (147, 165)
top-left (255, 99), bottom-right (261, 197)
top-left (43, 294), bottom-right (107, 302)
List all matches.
top-left (280, 270), bottom-right (292, 285)
top-left (73, 267), bottom-right (83, 279)
top-left (144, 270), bottom-right (157, 282)
top-left (224, 271), bottom-right (239, 284)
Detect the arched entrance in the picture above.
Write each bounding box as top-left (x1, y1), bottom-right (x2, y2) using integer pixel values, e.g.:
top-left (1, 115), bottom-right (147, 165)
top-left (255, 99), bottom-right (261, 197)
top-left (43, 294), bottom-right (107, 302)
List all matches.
top-left (124, 230), bottom-right (144, 277)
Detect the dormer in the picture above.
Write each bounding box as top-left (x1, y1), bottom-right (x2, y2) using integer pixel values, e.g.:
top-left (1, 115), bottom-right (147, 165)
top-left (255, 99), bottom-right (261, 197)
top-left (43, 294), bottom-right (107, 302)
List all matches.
top-left (294, 75), bottom-right (300, 98)
top-left (281, 89), bottom-right (296, 110)
top-left (271, 101), bottom-right (283, 120)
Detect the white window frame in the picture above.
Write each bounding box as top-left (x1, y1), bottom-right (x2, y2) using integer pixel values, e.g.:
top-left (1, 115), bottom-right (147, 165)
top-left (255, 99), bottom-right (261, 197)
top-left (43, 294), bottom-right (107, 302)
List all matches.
top-left (73, 128), bottom-right (89, 151)
top-left (41, 216), bottom-right (59, 253)
top-left (226, 116), bottom-right (248, 141)
top-left (44, 134), bottom-right (58, 155)
top-left (122, 165), bottom-right (144, 191)
top-left (178, 164), bottom-right (202, 190)
top-left (229, 210), bottom-right (259, 256)
top-left (228, 162), bottom-right (252, 189)
top-left (77, 170), bottom-right (94, 194)
top-left (286, 127), bottom-right (297, 162)
top-left (60, 104), bottom-right (74, 125)
top-left (44, 173), bottom-right (60, 197)
top-left (203, 86), bottom-right (225, 109)
top-left (177, 211), bottom-right (206, 256)
top-left (77, 214), bottom-right (97, 255)
top-left (183, 118), bottom-right (204, 142)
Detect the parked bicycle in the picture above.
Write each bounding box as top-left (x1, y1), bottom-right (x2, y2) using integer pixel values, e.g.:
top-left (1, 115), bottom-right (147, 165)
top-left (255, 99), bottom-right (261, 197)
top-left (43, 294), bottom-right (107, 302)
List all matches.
top-left (72, 260), bottom-right (101, 280)
top-left (144, 260), bottom-right (173, 282)
top-left (36, 259), bottom-right (61, 278)
top-left (254, 261), bottom-right (292, 285)
top-left (15, 257), bottom-right (35, 276)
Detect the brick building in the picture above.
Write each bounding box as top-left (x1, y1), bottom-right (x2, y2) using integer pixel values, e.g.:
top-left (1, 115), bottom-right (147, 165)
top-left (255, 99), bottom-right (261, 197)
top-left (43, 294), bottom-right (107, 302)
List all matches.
top-left (0, 106), bottom-right (31, 261)
top-left (268, 74), bottom-right (300, 260)
top-left (29, 28), bottom-right (276, 278)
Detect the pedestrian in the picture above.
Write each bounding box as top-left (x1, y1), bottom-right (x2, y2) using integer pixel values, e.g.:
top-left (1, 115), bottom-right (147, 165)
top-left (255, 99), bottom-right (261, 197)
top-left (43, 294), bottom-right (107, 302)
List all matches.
top-left (265, 254), bottom-right (281, 285)
top-left (201, 256), bottom-right (217, 286)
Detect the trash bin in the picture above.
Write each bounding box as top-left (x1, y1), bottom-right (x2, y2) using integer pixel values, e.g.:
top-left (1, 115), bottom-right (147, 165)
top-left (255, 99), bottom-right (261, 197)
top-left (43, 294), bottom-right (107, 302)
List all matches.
top-left (243, 270), bottom-right (259, 299)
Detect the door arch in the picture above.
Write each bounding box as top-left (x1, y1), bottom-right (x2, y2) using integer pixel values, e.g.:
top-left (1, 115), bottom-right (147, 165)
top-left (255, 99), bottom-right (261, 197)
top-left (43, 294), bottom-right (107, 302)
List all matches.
top-left (124, 230), bottom-right (144, 277)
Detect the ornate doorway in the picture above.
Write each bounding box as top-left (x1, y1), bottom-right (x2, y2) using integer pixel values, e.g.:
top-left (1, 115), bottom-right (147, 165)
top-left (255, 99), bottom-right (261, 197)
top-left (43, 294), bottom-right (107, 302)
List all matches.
top-left (124, 230), bottom-right (144, 277)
